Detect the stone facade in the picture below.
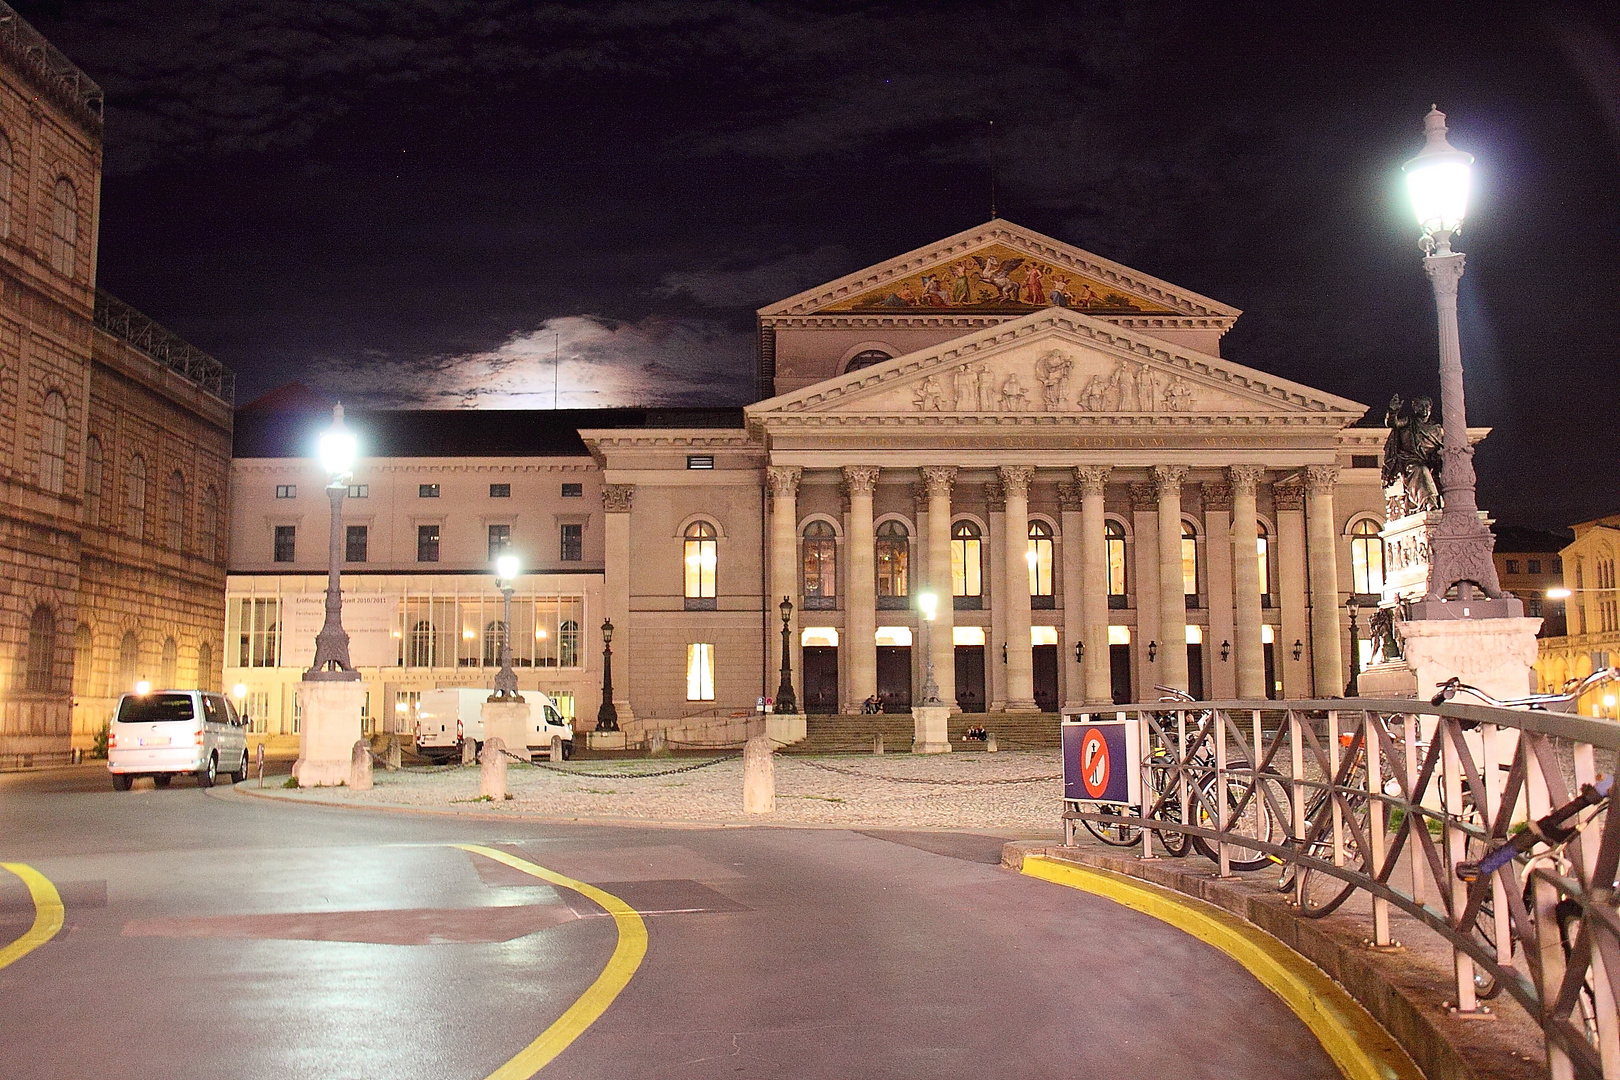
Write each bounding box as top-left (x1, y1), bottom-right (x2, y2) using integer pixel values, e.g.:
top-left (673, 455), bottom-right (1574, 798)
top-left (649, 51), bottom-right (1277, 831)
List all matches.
top-left (1536, 513), bottom-right (1620, 715)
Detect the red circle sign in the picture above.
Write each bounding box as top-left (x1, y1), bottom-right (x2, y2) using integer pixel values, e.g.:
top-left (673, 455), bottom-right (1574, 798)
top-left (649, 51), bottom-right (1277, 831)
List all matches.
top-left (1079, 728), bottom-right (1111, 799)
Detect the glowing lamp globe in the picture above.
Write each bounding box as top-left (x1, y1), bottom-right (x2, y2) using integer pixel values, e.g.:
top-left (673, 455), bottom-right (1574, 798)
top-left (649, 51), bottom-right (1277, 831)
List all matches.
top-left (317, 404), bottom-right (358, 480)
top-left (232, 683), bottom-right (247, 700)
top-left (918, 591), bottom-right (938, 621)
top-left (1403, 106), bottom-right (1473, 240)
top-left (134, 680), bottom-right (151, 695)
top-left (495, 553), bottom-right (520, 582)
top-left (1547, 587), bottom-right (1573, 600)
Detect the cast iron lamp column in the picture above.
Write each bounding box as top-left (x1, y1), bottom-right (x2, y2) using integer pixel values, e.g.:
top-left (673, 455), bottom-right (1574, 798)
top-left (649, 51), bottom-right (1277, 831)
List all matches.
top-left (596, 619), bottom-right (619, 731)
top-left (917, 592), bottom-right (943, 706)
top-left (1344, 595), bottom-right (1361, 697)
top-left (306, 404), bottom-right (359, 683)
top-left (490, 553), bottom-right (522, 700)
top-left (1402, 106), bottom-right (1512, 611)
top-left (774, 596), bottom-right (797, 714)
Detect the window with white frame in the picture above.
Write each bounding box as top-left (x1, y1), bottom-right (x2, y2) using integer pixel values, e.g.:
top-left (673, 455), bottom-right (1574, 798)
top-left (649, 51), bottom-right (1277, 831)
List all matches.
top-left (1181, 521), bottom-right (1199, 598)
top-left (684, 521), bottom-right (717, 607)
top-left (687, 643), bottom-right (715, 700)
top-left (951, 520), bottom-right (982, 599)
top-left (1106, 520), bottom-right (1127, 597)
top-left (1028, 520), bottom-right (1054, 597)
top-left (1350, 518), bottom-right (1385, 595)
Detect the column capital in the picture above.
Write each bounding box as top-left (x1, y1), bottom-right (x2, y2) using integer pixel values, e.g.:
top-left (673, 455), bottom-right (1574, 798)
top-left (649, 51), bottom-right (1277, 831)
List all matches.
top-left (1201, 481), bottom-right (1233, 512)
top-left (765, 465), bottom-right (801, 499)
top-left (1056, 482), bottom-right (1083, 512)
top-left (997, 464), bottom-right (1036, 497)
top-left (984, 480), bottom-right (1006, 513)
top-left (601, 483), bottom-right (634, 513)
top-left (1128, 481), bottom-right (1157, 513)
top-left (1073, 465), bottom-right (1111, 496)
top-left (840, 465), bottom-right (881, 497)
top-left (1226, 464), bottom-right (1265, 496)
top-left (919, 465), bottom-right (957, 498)
top-left (1422, 250), bottom-right (1465, 296)
top-left (1273, 476), bottom-right (1306, 512)
top-left (1151, 464), bottom-right (1187, 497)
top-left (1305, 464), bottom-right (1340, 493)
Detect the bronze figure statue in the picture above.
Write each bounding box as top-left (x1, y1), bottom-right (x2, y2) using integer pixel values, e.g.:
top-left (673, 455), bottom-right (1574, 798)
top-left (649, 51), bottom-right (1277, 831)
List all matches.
top-left (1382, 394), bottom-right (1443, 514)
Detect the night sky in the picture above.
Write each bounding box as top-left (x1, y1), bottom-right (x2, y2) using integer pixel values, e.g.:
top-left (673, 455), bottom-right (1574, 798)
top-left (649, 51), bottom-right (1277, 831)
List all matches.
top-left (18, 1), bottom-right (1620, 529)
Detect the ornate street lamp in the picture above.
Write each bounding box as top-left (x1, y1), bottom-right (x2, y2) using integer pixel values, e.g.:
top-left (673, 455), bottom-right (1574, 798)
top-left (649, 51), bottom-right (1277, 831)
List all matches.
top-left (917, 592), bottom-right (943, 706)
top-left (1345, 595), bottom-right (1362, 697)
top-left (307, 405), bottom-right (359, 682)
top-left (596, 618), bottom-right (619, 731)
top-left (774, 596), bottom-right (797, 715)
top-left (490, 553), bottom-right (522, 701)
top-left (1146, 640), bottom-right (1158, 663)
top-left (1073, 639), bottom-right (1084, 664)
top-left (1401, 107), bottom-right (1513, 613)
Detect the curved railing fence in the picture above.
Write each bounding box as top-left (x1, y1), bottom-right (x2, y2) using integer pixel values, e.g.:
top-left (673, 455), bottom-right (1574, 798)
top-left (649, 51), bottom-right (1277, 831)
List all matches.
top-left (1060, 698), bottom-right (1620, 1080)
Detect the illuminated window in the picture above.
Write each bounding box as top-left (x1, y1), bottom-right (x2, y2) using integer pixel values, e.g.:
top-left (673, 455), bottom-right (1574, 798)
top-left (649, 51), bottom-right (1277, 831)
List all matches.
top-left (684, 521), bottom-right (718, 606)
top-left (51, 176), bottom-right (78, 277)
top-left (1257, 525), bottom-right (1271, 596)
top-left (1028, 520), bottom-right (1054, 596)
top-left (232, 599), bottom-right (280, 668)
top-left (38, 391), bottom-right (67, 494)
top-left (1181, 522), bottom-right (1199, 597)
top-left (1350, 518), bottom-right (1385, 594)
top-left (875, 520), bottom-right (909, 598)
top-left (802, 520), bottom-right (836, 603)
top-left (951, 520), bottom-right (982, 598)
top-left (1106, 520), bottom-right (1127, 596)
top-left (686, 643), bottom-right (715, 700)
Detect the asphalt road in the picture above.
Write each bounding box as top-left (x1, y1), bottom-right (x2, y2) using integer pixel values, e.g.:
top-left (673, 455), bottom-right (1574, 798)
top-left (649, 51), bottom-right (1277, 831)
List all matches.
top-left (0, 764), bottom-right (1341, 1079)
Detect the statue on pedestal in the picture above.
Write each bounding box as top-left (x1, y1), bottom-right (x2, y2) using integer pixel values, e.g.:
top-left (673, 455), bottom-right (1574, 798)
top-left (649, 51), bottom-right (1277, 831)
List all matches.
top-left (1381, 394), bottom-right (1444, 515)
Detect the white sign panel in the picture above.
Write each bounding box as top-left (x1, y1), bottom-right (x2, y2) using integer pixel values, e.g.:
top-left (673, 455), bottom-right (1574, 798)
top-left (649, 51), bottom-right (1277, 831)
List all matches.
top-left (283, 593), bottom-right (399, 670)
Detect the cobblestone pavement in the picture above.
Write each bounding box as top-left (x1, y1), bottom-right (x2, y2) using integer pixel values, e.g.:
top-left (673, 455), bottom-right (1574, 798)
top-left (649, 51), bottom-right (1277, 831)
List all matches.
top-left (245, 750), bottom-right (1066, 830)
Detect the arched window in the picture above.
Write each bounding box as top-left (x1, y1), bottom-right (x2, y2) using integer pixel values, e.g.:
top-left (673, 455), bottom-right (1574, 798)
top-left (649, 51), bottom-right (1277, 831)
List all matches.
top-left (38, 391), bottom-right (67, 493)
top-left (84, 436), bottom-right (103, 525)
top-left (483, 621), bottom-right (506, 667)
top-left (844, 349), bottom-right (891, 373)
top-left (160, 636), bottom-right (178, 688)
top-left (1028, 520), bottom-right (1054, 597)
top-left (196, 640), bottom-right (214, 692)
top-left (1350, 518), bottom-right (1385, 595)
top-left (802, 520), bottom-right (836, 607)
top-left (0, 131), bottom-right (12, 239)
top-left (119, 630), bottom-right (140, 691)
top-left (1181, 521), bottom-right (1199, 598)
top-left (951, 520), bottom-right (982, 601)
top-left (875, 520), bottom-right (909, 600)
top-left (684, 521), bottom-right (717, 608)
top-left (126, 454), bottom-right (147, 539)
top-left (1257, 523), bottom-right (1272, 598)
top-left (26, 605), bottom-right (55, 692)
top-left (407, 620), bottom-right (436, 668)
top-left (199, 485), bottom-right (220, 562)
top-left (166, 470), bottom-right (186, 550)
top-left (51, 177), bottom-right (78, 278)
top-left (73, 624), bottom-right (94, 697)
top-left (1106, 520), bottom-right (1128, 599)
top-left (559, 619), bottom-right (580, 667)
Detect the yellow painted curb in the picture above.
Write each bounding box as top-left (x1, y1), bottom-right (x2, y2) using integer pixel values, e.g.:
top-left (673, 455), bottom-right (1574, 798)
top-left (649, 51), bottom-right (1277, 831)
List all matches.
top-left (456, 844), bottom-right (648, 1079)
top-left (1022, 855), bottom-right (1420, 1080)
top-left (0, 863), bottom-right (65, 971)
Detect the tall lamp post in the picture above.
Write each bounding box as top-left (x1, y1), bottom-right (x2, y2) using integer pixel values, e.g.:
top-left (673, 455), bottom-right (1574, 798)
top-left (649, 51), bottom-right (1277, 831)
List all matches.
top-left (1345, 595), bottom-right (1362, 697)
top-left (307, 405), bottom-right (359, 682)
top-left (596, 619), bottom-right (619, 731)
top-left (917, 592), bottom-right (943, 706)
top-left (774, 596), bottom-right (797, 715)
top-left (1402, 107), bottom-right (1515, 615)
top-left (490, 553), bottom-right (522, 700)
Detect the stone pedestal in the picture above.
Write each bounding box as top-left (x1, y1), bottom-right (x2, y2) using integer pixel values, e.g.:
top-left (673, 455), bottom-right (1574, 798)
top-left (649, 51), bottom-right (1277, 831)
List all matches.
top-left (481, 699), bottom-right (532, 761)
top-left (480, 737), bottom-right (507, 799)
top-left (1360, 617), bottom-right (1542, 704)
top-left (911, 704), bottom-right (952, 754)
top-left (743, 734), bottom-right (774, 814)
top-left (765, 713), bottom-right (806, 748)
top-left (349, 740), bottom-right (373, 791)
top-left (294, 680), bottom-right (365, 787)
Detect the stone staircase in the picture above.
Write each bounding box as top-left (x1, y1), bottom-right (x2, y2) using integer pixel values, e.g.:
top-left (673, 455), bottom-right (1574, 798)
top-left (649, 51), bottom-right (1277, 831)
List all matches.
top-left (786, 712), bottom-right (1063, 754)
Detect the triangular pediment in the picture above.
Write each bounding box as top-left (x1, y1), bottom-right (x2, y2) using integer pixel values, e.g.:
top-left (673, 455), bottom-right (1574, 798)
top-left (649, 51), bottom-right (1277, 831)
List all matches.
top-left (747, 307), bottom-right (1366, 426)
top-left (758, 219), bottom-right (1241, 324)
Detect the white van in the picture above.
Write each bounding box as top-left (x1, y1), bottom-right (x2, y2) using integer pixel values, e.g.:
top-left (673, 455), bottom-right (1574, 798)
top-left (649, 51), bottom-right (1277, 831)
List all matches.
top-left (108, 690), bottom-right (250, 790)
top-left (414, 688), bottom-right (574, 762)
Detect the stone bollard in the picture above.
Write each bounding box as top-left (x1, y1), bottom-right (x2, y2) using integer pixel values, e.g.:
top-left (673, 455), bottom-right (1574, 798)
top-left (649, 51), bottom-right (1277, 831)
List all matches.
top-left (480, 737), bottom-right (507, 800)
top-left (743, 733), bottom-right (774, 814)
top-left (986, 732), bottom-right (998, 753)
top-left (461, 736), bottom-right (478, 766)
top-left (873, 733), bottom-right (884, 755)
top-left (385, 737), bottom-right (402, 771)
top-left (549, 734), bottom-right (564, 763)
top-left (350, 739), bottom-right (374, 790)
top-left (648, 731), bottom-right (669, 758)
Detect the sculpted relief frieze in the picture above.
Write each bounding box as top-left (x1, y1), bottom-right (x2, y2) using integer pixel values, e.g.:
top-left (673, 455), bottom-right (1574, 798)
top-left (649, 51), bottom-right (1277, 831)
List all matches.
top-left (909, 347), bottom-right (1202, 415)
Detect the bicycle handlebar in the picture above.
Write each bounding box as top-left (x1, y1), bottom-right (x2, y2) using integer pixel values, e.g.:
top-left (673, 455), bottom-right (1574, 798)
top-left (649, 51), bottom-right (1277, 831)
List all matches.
top-left (1431, 667), bottom-right (1620, 711)
top-left (1457, 776), bottom-right (1614, 882)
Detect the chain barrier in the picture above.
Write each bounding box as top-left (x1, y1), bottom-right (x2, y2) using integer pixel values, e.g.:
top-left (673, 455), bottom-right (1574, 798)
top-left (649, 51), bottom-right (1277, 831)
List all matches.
top-left (791, 758), bottom-right (1061, 786)
top-left (498, 746), bottom-right (742, 780)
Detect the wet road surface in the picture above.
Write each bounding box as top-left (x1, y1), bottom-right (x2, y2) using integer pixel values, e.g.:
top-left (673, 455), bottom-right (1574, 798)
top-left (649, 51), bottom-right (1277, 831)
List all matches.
top-left (0, 765), bottom-right (1341, 1079)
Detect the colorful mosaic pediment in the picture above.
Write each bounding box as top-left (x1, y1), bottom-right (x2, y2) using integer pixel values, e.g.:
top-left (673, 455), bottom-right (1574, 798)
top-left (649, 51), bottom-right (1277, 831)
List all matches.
top-left (821, 243), bottom-right (1179, 315)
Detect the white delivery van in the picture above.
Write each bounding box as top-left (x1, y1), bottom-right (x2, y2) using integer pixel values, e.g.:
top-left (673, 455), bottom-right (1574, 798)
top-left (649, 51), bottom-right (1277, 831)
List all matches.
top-left (414, 688), bottom-right (574, 762)
top-left (107, 690), bottom-right (250, 790)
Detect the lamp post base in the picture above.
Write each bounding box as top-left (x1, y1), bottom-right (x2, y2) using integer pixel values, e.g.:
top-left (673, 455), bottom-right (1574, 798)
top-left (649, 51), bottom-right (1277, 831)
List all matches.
top-left (293, 680), bottom-right (366, 787)
top-left (911, 704), bottom-right (952, 754)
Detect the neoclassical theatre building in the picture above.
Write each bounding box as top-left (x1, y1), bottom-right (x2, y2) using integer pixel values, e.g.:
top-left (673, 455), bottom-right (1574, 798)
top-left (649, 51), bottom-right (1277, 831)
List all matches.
top-left (228, 221), bottom-right (1395, 743)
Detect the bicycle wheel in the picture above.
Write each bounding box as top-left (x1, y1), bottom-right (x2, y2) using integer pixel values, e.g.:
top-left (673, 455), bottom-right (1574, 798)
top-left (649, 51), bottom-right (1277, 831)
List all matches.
top-left (1290, 790), bottom-right (1374, 918)
top-left (1081, 804), bottom-right (1143, 847)
top-left (1153, 796), bottom-right (1192, 857)
top-left (1190, 768), bottom-right (1289, 872)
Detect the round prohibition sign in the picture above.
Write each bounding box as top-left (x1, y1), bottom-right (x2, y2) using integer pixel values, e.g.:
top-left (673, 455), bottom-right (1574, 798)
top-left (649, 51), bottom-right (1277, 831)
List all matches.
top-left (1078, 728), bottom-right (1111, 799)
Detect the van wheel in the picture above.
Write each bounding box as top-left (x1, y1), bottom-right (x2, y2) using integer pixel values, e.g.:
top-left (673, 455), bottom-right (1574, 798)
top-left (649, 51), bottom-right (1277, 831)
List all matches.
top-left (197, 753), bottom-right (217, 788)
top-left (112, 773), bottom-right (132, 791)
top-left (153, 774), bottom-right (172, 788)
top-left (229, 752), bottom-right (248, 784)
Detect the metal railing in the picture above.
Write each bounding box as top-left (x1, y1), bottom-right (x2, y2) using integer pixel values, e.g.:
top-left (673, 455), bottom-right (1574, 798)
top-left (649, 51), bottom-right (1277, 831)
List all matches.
top-left (1063, 696), bottom-right (1620, 1080)
top-left (0, 3), bottom-right (103, 129)
top-left (94, 291), bottom-right (236, 403)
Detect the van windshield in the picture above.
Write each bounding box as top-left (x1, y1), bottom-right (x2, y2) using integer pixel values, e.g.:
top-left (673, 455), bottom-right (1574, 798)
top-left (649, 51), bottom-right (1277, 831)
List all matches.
top-left (117, 694), bottom-right (195, 724)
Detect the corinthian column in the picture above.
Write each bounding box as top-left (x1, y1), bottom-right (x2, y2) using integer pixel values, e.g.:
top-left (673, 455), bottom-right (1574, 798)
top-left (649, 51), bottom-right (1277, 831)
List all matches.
top-left (843, 466), bottom-right (880, 712)
top-left (767, 465), bottom-right (801, 708)
top-left (601, 483), bottom-right (635, 723)
top-left (1154, 465), bottom-right (1189, 692)
top-left (921, 466), bottom-right (957, 710)
top-left (1305, 465), bottom-right (1344, 697)
top-left (1075, 466), bottom-right (1112, 704)
top-left (1228, 466), bottom-right (1266, 699)
top-left (1000, 465), bottom-right (1037, 710)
